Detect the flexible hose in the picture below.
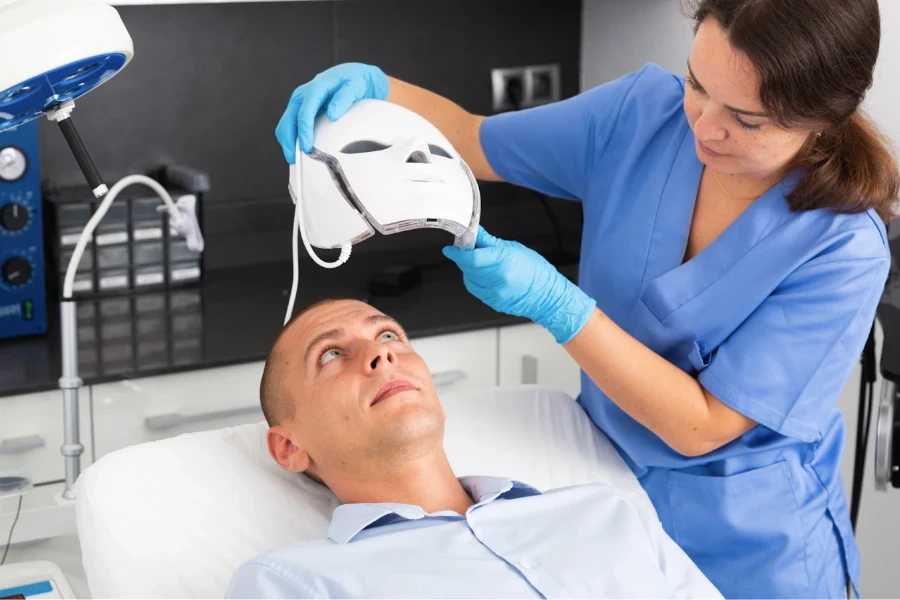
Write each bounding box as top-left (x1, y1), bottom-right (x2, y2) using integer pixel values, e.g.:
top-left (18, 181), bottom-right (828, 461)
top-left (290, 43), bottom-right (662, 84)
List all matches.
top-left (284, 201), bottom-right (301, 325)
top-left (62, 175), bottom-right (182, 299)
top-left (284, 197), bottom-right (352, 325)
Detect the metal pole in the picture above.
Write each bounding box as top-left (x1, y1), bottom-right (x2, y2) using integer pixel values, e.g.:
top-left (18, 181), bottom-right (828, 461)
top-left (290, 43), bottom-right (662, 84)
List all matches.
top-left (59, 299), bottom-right (83, 500)
top-left (875, 379), bottom-right (896, 492)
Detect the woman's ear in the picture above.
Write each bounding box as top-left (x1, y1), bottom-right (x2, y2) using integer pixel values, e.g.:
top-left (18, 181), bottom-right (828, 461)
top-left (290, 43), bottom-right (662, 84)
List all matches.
top-left (267, 425), bottom-right (311, 473)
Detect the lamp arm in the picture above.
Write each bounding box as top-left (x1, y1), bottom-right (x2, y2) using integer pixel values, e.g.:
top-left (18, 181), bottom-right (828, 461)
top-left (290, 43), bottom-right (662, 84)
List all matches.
top-left (48, 104), bottom-right (188, 501)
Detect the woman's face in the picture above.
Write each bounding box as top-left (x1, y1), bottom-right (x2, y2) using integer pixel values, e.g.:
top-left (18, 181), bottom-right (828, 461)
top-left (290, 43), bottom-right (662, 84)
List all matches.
top-left (683, 17), bottom-right (815, 179)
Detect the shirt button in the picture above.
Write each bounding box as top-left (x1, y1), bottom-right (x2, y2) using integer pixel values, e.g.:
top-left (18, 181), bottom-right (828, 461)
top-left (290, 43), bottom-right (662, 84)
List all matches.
top-left (518, 558), bottom-right (535, 571)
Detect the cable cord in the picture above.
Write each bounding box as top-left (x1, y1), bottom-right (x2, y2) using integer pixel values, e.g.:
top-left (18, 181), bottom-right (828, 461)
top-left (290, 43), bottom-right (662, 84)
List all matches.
top-left (0, 495), bottom-right (23, 566)
top-left (62, 175), bottom-right (183, 299)
top-left (851, 376), bottom-right (873, 532)
top-left (531, 191), bottom-right (564, 252)
top-left (851, 322), bottom-right (877, 532)
top-left (284, 199), bottom-right (352, 325)
top-left (284, 201), bottom-right (301, 325)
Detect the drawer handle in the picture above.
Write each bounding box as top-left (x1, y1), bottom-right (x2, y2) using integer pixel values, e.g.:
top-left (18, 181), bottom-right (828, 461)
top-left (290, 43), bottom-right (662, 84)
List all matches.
top-left (144, 405), bottom-right (262, 431)
top-left (0, 434), bottom-right (46, 455)
top-left (431, 370), bottom-right (468, 388)
top-left (522, 355), bottom-right (538, 385)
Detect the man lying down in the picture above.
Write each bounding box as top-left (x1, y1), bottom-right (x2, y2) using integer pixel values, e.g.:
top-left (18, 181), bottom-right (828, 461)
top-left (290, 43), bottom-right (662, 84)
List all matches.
top-left (225, 298), bottom-right (722, 599)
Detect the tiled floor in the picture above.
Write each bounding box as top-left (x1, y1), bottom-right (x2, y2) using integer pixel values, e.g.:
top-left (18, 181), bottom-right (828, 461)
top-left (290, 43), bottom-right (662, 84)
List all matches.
top-left (2, 534), bottom-right (90, 598)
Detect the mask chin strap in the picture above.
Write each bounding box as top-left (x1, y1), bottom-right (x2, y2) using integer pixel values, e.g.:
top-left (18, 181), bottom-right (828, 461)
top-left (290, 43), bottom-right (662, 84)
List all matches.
top-left (284, 147), bottom-right (353, 325)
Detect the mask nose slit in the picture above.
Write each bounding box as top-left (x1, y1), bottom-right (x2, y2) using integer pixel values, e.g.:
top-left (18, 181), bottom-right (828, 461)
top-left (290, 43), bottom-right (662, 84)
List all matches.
top-left (406, 150), bottom-right (431, 164)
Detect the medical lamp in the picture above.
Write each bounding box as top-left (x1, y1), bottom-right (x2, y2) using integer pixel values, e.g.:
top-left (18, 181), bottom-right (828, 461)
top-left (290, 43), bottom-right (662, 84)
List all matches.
top-left (0, 0), bottom-right (202, 502)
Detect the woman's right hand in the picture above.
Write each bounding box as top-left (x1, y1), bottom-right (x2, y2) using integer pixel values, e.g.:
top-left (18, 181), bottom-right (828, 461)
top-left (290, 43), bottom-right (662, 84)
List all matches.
top-left (275, 63), bottom-right (390, 164)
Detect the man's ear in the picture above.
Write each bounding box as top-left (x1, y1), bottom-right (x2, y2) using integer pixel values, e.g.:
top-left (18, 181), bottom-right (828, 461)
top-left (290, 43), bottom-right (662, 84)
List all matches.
top-left (267, 425), bottom-right (311, 473)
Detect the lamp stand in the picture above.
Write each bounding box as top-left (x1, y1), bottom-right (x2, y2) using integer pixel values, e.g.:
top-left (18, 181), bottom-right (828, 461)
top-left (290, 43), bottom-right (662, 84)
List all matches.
top-left (58, 299), bottom-right (82, 500)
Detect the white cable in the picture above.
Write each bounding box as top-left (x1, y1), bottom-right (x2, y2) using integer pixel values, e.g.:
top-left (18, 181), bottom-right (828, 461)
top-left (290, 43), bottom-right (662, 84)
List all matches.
top-left (283, 190), bottom-right (352, 324)
top-left (62, 174), bottom-right (183, 299)
top-left (297, 193), bottom-right (351, 270)
top-left (284, 201), bottom-right (301, 325)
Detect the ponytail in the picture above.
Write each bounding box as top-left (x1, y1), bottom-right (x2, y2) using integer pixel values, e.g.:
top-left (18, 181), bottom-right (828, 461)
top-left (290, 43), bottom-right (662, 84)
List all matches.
top-left (681, 0), bottom-right (898, 221)
top-left (790, 111), bottom-right (900, 223)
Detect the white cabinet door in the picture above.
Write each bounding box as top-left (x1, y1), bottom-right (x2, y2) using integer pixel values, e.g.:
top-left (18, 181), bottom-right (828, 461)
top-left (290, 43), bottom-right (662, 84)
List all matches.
top-left (410, 329), bottom-right (498, 395)
top-left (498, 323), bottom-right (582, 399)
top-left (0, 483), bottom-right (78, 545)
top-left (0, 389), bottom-right (93, 485)
top-left (410, 329), bottom-right (497, 394)
top-left (92, 361), bottom-right (266, 460)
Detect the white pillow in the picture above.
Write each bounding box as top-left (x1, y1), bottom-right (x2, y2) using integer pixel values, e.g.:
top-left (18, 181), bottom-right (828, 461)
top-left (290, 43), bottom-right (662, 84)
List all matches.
top-left (76, 385), bottom-right (655, 599)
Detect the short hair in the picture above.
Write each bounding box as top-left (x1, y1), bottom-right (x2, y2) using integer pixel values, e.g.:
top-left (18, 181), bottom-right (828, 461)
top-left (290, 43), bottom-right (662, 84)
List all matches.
top-left (259, 298), bottom-right (349, 426)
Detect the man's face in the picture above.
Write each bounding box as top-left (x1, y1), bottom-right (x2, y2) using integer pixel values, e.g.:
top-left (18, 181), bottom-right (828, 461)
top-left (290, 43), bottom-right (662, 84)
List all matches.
top-left (269, 300), bottom-right (444, 483)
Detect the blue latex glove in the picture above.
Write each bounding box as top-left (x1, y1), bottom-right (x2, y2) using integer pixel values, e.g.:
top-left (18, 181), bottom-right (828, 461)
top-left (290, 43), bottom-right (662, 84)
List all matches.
top-left (442, 227), bottom-right (597, 344)
top-left (275, 63), bottom-right (390, 163)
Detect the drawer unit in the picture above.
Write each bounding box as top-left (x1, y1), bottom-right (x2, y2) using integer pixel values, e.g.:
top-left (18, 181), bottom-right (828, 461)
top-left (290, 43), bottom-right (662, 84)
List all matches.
top-left (92, 361), bottom-right (266, 459)
top-left (0, 389), bottom-right (93, 485)
top-left (498, 323), bottom-right (582, 400)
top-left (410, 329), bottom-right (498, 395)
top-left (91, 329), bottom-right (501, 458)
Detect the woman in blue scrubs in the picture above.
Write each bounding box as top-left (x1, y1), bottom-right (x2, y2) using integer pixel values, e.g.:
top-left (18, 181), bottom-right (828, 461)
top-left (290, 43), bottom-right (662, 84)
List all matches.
top-left (276, 0), bottom-right (899, 597)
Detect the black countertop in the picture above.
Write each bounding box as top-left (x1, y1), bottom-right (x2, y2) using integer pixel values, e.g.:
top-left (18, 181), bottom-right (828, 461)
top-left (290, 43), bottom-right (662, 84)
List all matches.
top-left (0, 239), bottom-right (578, 398)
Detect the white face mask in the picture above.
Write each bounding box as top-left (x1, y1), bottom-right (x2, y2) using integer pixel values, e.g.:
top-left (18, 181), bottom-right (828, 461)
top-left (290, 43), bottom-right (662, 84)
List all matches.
top-left (283, 99), bottom-right (481, 324)
top-left (290, 99), bottom-right (480, 255)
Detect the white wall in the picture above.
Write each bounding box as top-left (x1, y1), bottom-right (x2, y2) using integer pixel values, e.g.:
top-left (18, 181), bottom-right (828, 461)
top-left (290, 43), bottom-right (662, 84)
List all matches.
top-left (866, 0), bottom-right (900, 147)
top-left (580, 0), bottom-right (694, 91)
top-left (581, 1), bottom-right (900, 596)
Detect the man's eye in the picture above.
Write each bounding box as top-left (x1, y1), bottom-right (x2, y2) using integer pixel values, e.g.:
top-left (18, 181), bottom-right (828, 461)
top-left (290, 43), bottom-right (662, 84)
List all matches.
top-left (379, 331), bottom-right (399, 342)
top-left (319, 347), bottom-right (341, 366)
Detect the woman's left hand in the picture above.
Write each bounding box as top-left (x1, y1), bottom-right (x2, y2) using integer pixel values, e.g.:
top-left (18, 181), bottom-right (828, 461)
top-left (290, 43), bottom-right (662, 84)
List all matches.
top-left (442, 226), bottom-right (597, 344)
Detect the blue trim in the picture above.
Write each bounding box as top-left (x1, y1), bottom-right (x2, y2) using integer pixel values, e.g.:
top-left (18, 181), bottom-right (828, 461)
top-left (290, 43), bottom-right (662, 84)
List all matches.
top-left (0, 53), bottom-right (127, 130)
top-left (0, 580), bottom-right (53, 597)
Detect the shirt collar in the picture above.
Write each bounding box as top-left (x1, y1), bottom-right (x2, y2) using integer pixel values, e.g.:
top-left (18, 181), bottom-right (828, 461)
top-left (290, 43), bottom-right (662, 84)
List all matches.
top-left (459, 475), bottom-right (541, 505)
top-left (326, 476), bottom-right (541, 544)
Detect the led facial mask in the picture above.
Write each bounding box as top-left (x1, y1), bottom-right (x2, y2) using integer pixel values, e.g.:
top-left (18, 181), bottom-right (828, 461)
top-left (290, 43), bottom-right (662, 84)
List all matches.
top-left (283, 99), bottom-right (481, 322)
top-left (288, 98), bottom-right (480, 257)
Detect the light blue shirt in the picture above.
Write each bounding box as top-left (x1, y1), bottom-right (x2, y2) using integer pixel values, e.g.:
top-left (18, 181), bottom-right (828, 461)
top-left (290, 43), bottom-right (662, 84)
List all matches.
top-left (226, 476), bottom-right (721, 599)
top-left (478, 62), bottom-right (889, 598)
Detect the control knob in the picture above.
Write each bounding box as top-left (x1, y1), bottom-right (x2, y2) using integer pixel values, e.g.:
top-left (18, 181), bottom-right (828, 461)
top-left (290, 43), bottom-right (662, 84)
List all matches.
top-left (0, 147), bottom-right (27, 182)
top-left (2, 257), bottom-right (32, 286)
top-left (0, 202), bottom-right (29, 231)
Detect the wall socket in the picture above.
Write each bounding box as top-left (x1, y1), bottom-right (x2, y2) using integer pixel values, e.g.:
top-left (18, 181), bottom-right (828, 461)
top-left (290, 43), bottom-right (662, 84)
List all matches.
top-left (491, 63), bottom-right (561, 112)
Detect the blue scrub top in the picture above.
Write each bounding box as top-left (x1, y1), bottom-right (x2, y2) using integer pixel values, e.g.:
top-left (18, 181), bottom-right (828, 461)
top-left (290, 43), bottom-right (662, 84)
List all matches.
top-left (479, 63), bottom-right (890, 599)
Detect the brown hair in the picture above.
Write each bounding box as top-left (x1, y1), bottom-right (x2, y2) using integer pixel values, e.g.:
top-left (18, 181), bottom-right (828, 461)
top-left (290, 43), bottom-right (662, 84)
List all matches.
top-left (259, 297), bottom-right (348, 426)
top-left (682, 0), bottom-right (899, 222)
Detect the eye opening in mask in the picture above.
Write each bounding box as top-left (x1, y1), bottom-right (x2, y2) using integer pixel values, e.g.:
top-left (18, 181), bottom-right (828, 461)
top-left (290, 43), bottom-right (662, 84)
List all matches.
top-left (340, 140), bottom-right (392, 154)
top-left (308, 148), bottom-right (367, 217)
top-left (303, 146), bottom-right (480, 252)
top-left (427, 144), bottom-right (452, 158)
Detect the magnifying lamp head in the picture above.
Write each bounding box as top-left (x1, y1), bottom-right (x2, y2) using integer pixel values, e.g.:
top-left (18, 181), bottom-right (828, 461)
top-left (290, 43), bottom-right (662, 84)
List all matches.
top-left (0, 0), bottom-right (133, 133)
